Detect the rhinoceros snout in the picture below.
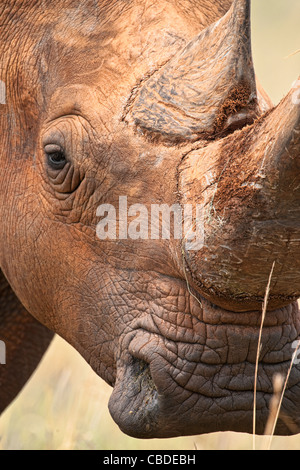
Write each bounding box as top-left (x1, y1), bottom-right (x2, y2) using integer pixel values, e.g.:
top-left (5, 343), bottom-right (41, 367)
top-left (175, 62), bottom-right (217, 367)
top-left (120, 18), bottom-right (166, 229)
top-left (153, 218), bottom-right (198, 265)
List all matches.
top-left (108, 299), bottom-right (300, 439)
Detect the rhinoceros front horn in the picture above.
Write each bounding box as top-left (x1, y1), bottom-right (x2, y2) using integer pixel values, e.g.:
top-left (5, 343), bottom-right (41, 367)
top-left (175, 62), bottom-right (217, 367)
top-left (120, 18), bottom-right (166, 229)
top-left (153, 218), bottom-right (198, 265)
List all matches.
top-left (179, 79), bottom-right (300, 313)
top-left (128, 0), bottom-right (262, 142)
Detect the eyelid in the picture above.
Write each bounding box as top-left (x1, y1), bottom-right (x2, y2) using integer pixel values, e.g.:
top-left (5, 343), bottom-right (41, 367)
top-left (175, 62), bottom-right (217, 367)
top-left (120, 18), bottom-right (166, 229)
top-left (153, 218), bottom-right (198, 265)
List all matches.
top-left (44, 144), bottom-right (62, 154)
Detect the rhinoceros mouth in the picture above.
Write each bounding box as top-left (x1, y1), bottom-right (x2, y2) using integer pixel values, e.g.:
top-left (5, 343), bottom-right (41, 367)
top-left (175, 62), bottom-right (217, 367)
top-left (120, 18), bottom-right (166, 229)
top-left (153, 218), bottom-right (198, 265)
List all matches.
top-left (107, 285), bottom-right (300, 439)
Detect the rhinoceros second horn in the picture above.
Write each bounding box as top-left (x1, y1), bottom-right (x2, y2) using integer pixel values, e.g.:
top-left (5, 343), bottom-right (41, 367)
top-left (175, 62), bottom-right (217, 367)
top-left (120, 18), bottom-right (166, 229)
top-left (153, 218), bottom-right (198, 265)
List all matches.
top-left (128, 0), bottom-right (260, 142)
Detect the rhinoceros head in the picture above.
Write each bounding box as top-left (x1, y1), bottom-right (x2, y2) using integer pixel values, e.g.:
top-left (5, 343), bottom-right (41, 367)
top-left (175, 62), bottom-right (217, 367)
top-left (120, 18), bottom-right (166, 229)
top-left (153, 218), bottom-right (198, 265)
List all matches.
top-left (1, 0), bottom-right (300, 438)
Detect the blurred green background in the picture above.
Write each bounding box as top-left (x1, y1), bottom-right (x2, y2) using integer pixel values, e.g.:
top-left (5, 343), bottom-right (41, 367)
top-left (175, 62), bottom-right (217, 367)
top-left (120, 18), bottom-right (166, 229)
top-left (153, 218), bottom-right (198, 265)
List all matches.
top-left (0, 0), bottom-right (299, 451)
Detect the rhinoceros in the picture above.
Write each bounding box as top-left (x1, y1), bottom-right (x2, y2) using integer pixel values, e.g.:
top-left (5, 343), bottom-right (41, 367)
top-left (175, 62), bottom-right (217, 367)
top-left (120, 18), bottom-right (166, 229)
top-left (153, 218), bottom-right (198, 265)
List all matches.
top-left (0, 0), bottom-right (300, 439)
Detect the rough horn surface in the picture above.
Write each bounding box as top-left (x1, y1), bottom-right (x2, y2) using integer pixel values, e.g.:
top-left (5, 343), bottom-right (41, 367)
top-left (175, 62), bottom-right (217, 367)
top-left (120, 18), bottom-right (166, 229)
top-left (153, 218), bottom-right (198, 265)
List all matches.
top-left (127, 0), bottom-right (260, 142)
top-left (179, 80), bottom-right (300, 312)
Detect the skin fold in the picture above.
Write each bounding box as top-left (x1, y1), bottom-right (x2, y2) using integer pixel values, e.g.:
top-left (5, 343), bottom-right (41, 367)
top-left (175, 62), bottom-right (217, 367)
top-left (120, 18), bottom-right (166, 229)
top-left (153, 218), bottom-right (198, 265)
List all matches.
top-left (0, 0), bottom-right (300, 438)
top-left (0, 270), bottom-right (53, 413)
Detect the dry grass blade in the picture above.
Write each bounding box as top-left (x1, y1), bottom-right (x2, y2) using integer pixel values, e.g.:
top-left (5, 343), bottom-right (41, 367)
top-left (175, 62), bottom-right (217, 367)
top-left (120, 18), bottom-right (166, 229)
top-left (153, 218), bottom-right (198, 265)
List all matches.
top-left (253, 261), bottom-right (276, 451)
top-left (278, 413), bottom-right (300, 435)
top-left (285, 48), bottom-right (300, 59)
top-left (261, 373), bottom-right (284, 449)
top-left (266, 339), bottom-right (300, 450)
top-left (264, 374), bottom-right (285, 436)
top-left (181, 243), bottom-right (203, 309)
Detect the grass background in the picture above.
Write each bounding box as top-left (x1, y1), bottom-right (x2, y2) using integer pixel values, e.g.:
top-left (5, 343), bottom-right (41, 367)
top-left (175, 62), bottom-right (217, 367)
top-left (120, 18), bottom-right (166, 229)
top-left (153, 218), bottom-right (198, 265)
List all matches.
top-left (0, 0), bottom-right (299, 451)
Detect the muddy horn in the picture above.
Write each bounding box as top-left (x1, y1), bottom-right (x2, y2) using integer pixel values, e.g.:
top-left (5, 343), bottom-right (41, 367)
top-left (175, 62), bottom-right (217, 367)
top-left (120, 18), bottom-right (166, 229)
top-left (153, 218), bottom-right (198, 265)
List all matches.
top-left (179, 80), bottom-right (300, 312)
top-left (128, 0), bottom-right (262, 142)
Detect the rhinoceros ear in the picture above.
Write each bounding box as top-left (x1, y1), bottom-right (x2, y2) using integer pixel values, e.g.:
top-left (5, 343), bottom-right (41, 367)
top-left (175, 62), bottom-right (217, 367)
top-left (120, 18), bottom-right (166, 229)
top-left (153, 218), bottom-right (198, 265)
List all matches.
top-left (127, 0), bottom-right (263, 143)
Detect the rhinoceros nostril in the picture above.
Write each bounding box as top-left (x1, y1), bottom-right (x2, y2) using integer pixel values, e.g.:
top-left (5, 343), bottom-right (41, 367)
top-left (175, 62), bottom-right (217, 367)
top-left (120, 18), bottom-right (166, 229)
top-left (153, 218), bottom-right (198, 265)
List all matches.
top-left (131, 356), bottom-right (157, 392)
top-left (108, 353), bottom-right (159, 438)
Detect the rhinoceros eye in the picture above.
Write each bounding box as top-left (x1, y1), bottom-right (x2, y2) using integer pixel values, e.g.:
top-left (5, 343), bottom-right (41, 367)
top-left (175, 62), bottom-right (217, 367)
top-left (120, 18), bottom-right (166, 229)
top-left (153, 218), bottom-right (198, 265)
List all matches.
top-left (44, 144), bottom-right (66, 170)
